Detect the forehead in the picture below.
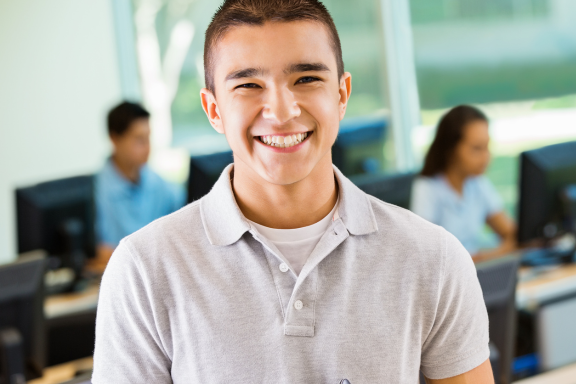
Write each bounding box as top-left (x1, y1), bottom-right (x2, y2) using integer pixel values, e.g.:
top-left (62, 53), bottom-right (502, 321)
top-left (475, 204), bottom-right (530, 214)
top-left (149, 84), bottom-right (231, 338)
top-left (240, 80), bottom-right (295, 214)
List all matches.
top-left (211, 20), bottom-right (337, 82)
top-left (125, 118), bottom-right (150, 134)
top-left (462, 120), bottom-right (489, 141)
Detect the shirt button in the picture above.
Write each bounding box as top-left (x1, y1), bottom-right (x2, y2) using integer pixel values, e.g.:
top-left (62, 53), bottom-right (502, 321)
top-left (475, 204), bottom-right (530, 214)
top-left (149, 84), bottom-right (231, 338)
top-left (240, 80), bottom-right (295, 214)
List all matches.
top-left (294, 300), bottom-right (303, 310)
top-left (279, 263), bottom-right (289, 273)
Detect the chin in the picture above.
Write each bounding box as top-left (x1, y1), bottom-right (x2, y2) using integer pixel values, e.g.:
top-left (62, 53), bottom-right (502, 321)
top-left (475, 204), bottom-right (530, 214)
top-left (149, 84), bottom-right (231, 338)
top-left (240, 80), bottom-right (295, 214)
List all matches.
top-left (260, 163), bottom-right (314, 186)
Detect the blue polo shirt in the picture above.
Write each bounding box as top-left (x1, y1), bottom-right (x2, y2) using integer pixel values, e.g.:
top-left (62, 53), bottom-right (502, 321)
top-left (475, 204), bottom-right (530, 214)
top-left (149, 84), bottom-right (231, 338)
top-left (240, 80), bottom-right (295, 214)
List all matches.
top-left (95, 159), bottom-right (185, 247)
top-left (410, 174), bottom-right (503, 255)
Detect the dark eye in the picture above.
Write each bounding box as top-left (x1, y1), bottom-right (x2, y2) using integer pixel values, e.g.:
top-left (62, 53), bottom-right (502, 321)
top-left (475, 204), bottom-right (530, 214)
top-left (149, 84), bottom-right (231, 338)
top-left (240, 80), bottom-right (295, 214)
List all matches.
top-left (296, 76), bottom-right (320, 84)
top-left (235, 83), bottom-right (260, 89)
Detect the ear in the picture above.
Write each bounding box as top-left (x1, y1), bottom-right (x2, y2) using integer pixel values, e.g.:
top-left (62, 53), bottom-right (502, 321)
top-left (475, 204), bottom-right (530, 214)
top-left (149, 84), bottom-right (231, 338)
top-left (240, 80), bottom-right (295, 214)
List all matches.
top-left (109, 133), bottom-right (120, 149)
top-left (338, 72), bottom-right (352, 121)
top-left (200, 88), bottom-right (224, 134)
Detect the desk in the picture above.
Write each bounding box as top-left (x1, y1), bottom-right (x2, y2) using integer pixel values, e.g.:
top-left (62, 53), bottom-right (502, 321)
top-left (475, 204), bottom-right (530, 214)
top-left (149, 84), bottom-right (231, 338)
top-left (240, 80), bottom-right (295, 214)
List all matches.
top-left (44, 284), bottom-right (99, 319)
top-left (515, 263), bottom-right (576, 372)
top-left (27, 357), bottom-right (92, 384)
top-left (513, 362), bottom-right (576, 384)
top-left (516, 263), bottom-right (576, 310)
top-left (43, 282), bottom-right (100, 367)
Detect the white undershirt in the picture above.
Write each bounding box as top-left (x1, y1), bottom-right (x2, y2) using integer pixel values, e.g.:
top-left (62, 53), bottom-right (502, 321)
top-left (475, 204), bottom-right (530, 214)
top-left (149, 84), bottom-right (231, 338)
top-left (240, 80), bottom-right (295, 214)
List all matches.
top-left (249, 200), bottom-right (339, 275)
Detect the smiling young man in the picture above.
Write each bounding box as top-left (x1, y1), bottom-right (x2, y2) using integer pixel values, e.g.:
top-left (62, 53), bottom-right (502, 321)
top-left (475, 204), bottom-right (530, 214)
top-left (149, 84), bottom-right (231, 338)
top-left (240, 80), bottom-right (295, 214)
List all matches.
top-left (93, 1), bottom-right (493, 383)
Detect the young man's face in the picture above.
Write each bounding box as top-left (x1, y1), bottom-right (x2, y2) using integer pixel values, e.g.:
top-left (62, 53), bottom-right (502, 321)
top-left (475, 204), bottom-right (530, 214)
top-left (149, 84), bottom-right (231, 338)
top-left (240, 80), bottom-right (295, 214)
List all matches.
top-left (111, 117), bottom-right (151, 168)
top-left (201, 21), bottom-right (351, 185)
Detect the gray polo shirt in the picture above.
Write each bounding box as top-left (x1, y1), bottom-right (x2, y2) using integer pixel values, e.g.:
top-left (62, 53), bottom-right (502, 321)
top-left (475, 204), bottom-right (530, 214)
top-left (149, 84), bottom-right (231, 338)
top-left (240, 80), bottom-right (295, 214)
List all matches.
top-left (93, 165), bottom-right (489, 383)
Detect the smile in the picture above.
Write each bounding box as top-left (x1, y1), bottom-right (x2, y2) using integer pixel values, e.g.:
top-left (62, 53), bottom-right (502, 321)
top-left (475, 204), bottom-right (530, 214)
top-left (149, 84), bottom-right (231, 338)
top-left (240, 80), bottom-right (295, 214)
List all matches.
top-left (258, 132), bottom-right (309, 148)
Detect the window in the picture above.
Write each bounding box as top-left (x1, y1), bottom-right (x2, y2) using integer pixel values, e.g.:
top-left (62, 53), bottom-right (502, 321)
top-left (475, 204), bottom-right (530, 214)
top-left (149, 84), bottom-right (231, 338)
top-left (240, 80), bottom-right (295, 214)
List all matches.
top-left (410, 0), bottom-right (576, 215)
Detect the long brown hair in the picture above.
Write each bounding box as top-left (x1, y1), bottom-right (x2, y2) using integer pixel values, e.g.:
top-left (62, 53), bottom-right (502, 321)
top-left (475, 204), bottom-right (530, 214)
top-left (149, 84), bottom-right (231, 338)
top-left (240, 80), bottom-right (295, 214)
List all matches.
top-left (421, 105), bottom-right (488, 177)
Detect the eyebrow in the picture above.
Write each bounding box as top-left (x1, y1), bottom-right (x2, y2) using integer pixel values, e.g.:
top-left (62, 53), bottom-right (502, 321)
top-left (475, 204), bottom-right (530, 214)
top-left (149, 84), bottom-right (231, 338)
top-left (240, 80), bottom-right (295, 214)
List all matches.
top-left (225, 62), bottom-right (331, 82)
top-left (285, 62), bottom-right (330, 74)
top-left (225, 67), bottom-right (266, 81)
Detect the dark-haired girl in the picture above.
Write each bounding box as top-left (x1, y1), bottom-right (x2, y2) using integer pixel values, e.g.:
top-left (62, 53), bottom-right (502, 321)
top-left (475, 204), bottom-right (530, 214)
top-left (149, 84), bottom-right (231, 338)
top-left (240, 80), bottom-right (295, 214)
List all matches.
top-left (410, 105), bottom-right (517, 261)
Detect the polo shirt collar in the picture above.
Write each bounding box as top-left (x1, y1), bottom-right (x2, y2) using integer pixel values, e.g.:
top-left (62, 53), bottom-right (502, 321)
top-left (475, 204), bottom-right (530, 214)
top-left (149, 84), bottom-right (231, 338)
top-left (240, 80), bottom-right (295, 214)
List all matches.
top-left (200, 164), bottom-right (378, 246)
top-left (333, 165), bottom-right (379, 236)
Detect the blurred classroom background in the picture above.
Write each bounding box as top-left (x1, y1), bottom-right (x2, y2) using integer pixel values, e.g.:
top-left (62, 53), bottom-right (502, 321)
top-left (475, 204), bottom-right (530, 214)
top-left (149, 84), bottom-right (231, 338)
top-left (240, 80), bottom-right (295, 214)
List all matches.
top-left (1, 0), bottom-right (576, 383)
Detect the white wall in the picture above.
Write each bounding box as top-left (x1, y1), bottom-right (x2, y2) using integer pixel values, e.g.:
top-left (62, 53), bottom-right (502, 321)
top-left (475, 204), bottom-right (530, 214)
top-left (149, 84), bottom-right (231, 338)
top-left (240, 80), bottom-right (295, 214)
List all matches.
top-left (0, 0), bottom-right (121, 264)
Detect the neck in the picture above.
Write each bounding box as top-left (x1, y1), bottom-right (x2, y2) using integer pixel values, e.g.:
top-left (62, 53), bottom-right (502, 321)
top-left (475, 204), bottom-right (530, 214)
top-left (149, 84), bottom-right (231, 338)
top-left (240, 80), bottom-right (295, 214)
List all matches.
top-left (112, 155), bottom-right (140, 183)
top-left (444, 166), bottom-right (467, 195)
top-left (232, 155), bottom-right (338, 229)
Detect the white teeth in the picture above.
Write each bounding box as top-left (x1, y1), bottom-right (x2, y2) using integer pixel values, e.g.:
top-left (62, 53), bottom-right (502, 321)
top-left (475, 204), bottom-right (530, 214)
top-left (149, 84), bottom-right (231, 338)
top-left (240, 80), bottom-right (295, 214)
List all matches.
top-left (259, 133), bottom-right (309, 148)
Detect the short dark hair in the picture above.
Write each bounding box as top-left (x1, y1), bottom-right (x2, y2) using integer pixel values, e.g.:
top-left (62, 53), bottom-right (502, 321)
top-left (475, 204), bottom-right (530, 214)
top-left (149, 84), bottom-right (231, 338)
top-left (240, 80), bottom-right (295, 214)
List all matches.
top-left (420, 105), bottom-right (488, 177)
top-left (107, 101), bottom-right (150, 137)
top-left (204, 0), bottom-right (344, 94)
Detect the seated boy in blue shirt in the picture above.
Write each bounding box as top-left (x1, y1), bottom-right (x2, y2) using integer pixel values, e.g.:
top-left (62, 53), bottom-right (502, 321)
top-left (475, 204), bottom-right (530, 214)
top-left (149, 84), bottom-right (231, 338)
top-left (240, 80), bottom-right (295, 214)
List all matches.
top-left (95, 102), bottom-right (184, 262)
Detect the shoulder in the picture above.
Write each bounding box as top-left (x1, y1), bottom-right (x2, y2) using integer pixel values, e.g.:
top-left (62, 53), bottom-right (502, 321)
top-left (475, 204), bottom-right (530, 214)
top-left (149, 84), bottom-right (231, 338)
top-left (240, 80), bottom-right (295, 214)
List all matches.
top-left (469, 175), bottom-right (492, 189)
top-left (94, 161), bottom-right (121, 197)
top-left (413, 175), bottom-right (443, 193)
top-left (142, 166), bottom-right (169, 187)
top-left (367, 194), bottom-right (448, 253)
top-left (95, 160), bottom-right (112, 183)
top-left (409, 175), bottom-right (444, 220)
top-left (142, 167), bottom-right (183, 196)
top-left (126, 200), bottom-right (202, 245)
top-left (119, 199), bottom-right (206, 271)
top-left (363, 194), bottom-right (472, 310)
top-left (411, 175), bottom-right (446, 206)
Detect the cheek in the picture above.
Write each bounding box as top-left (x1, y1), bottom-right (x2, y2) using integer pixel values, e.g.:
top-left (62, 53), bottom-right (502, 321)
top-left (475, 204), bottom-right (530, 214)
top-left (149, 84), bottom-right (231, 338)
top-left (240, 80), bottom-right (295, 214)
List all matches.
top-left (221, 98), bottom-right (261, 147)
top-left (299, 90), bottom-right (340, 139)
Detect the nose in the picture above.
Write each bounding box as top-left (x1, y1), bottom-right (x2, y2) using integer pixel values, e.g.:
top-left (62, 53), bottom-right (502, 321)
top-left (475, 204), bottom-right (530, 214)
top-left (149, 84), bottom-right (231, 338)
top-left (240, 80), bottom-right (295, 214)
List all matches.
top-left (262, 86), bottom-right (301, 124)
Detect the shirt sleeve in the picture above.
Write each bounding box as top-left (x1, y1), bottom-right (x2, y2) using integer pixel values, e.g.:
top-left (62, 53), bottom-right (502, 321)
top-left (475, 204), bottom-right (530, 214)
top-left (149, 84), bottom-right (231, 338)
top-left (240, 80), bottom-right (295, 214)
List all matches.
top-left (478, 176), bottom-right (504, 217)
top-left (420, 230), bottom-right (490, 379)
top-left (410, 177), bottom-right (439, 224)
top-left (92, 241), bottom-right (172, 384)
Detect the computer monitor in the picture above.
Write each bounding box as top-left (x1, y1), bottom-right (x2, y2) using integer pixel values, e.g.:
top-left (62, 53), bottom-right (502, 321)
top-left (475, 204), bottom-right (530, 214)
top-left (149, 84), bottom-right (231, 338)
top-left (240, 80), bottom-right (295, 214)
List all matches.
top-left (0, 252), bottom-right (46, 383)
top-left (517, 141), bottom-right (576, 244)
top-left (475, 254), bottom-right (520, 384)
top-left (16, 175), bottom-right (95, 274)
top-left (332, 115), bottom-right (387, 176)
top-left (187, 151), bottom-right (234, 203)
top-left (349, 171), bottom-right (416, 210)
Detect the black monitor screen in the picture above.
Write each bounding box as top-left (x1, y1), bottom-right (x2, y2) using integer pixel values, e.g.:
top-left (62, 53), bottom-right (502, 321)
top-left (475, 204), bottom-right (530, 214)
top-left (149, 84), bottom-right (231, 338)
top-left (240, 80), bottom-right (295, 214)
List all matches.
top-left (517, 141), bottom-right (576, 244)
top-left (16, 175), bottom-right (95, 262)
top-left (0, 253), bottom-right (46, 382)
top-left (187, 151), bottom-right (234, 203)
top-left (349, 172), bottom-right (416, 210)
top-left (332, 115), bottom-right (387, 176)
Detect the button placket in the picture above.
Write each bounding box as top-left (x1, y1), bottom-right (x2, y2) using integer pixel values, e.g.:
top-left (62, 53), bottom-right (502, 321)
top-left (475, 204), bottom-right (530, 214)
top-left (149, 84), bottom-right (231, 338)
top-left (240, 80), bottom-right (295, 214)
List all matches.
top-left (261, 247), bottom-right (297, 323)
top-left (282, 220), bottom-right (349, 337)
top-left (284, 268), bottom-right (318, 337)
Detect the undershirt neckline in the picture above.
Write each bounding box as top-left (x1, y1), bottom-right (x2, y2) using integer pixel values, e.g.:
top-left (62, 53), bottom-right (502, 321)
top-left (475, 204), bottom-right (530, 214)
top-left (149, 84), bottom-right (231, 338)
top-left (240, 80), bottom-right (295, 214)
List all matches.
top-left (248, 199), bottom-right (339, 244)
